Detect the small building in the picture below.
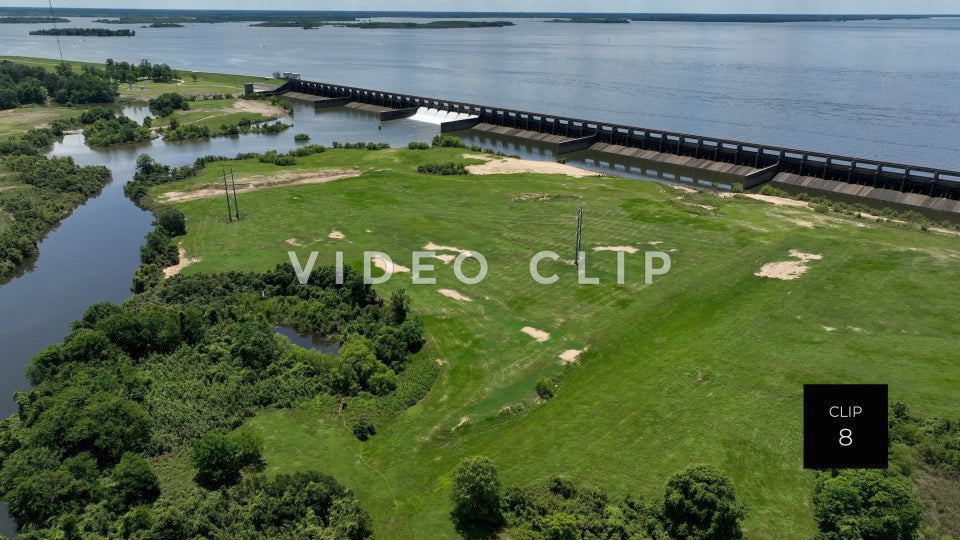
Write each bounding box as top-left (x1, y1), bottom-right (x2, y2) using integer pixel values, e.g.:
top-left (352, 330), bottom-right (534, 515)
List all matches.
top-left (243, 82), bottom-right (255, 94)
top-left (282, 72), bottom-right (301, 80)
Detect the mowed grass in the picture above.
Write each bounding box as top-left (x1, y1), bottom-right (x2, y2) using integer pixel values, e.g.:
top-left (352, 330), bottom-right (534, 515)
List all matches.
top-left (0, 104), bottom-right (80, 137)
top-left (159, 148), bottom-right (960, 539)
top-left (149, 98), bottom-right (277, 129)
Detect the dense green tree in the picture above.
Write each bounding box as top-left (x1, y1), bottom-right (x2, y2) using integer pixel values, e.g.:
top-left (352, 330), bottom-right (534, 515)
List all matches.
top-left (329, 497), bottom-right (374, 540)
top-left (110, 452), bottom-right (160, 509)
top-left (389, 288), bottom-right (409, 324)
top-left (813, 469), bottom-right (922, 539)
top-left (662, 465), bottom-right (745, 540)
top-left (191, 432), bottom-right (243, 489)
top-left (155, 207), bottom-right (186, 236)
top-left (451, 456), bottom-right (503, 529)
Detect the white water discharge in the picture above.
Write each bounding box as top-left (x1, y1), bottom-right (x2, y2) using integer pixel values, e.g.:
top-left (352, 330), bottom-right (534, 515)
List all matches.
top-left (409, 107), bottom-right (478, 125)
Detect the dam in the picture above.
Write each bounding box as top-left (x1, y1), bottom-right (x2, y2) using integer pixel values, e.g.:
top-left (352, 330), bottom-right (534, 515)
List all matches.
top-left (266, 79), bottom-right (960, 216)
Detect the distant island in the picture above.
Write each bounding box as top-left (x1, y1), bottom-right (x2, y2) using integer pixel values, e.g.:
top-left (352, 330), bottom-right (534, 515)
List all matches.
top-left (29, 28), bottom-right (136, 36)
top-left (548, 17), bottom-right (631, 24)
top-left (145, 22), bottom-right (185, 28)
top-left (0, 16), bottom-right (70, 23)
top-left (252, 19), bottom-right (515, 29)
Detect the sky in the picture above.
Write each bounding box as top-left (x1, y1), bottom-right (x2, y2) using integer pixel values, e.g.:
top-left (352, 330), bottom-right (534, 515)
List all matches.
top-left (4, 0), bottom-right (959, 14)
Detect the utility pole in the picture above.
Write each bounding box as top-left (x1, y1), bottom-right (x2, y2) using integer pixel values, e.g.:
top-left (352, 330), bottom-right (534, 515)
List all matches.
top-left (230, 167), bottom-right (240, 220)
top-left (575, 207), bottom-right (583, 268)
top-left (222, 169), bottom-right (233, 222)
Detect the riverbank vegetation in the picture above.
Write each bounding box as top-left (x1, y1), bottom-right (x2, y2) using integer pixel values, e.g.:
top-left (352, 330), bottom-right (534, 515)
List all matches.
top-left (81, 111), bottom-right (151, 147)
top-left (0, 16), bottom-right (69, 23)
top-left (134, 145), bottom-right (960, 537)
top-left (0, 247), bottom-right (424, 535)
top-left (29, 28), bottom-right (136, 37)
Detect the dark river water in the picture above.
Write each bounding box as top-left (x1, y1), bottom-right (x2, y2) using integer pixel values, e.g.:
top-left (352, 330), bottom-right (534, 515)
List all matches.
top-left (0, 16), bottom-right (958, 535)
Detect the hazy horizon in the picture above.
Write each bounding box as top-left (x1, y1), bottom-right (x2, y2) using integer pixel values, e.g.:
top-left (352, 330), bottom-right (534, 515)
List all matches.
top-left (2, 0), bottom-right (959, 15)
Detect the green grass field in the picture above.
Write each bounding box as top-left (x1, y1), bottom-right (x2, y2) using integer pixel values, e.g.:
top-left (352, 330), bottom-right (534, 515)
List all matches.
top-left (150, 98), bottom-right (280, 129)
top-left (0, 104), bottom-right (80, 138)
top-left (0, 55), bottom-right (283, 100)
top-left (153, 147), bottom-right (960, 538)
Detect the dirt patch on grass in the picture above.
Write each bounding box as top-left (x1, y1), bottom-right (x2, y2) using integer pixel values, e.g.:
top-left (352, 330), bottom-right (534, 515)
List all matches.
top-left (754, 250), bottom-right (822, 281)
top-left (233, 99), bottom-right (287, 117)
top-left (285, 238), bottom-right (303, 246)
top-left (822, 326), bottom-right (836, 332)
top-left (158, 169), bottom-right (361, 203)
top-left (424, 242), bottom-right (468, 253)
top-left (463, 154), bottom-right (598, 178)
top-left (521, 326), bottom-right (550, 342)
top-left (593, 245), bottom-right (639, 254)
top-left (438, 289), bottom-right (472, 302)
top-left (742, 193), bottom-right (810, 207)
top-left (373, 256), bottom-right (409, 274)
top-left (560, 348), bottom-right (586, 364)
top-left (792, 219), bottom-right (814, 228)
top-left (435, 254), bottom-right (456, 264)
top-left (163, 247), bottom-right (200, 278)
top-left (671, 185), bottom-right (697, 193)
top-left (328, 230), bottom-right (345, 239)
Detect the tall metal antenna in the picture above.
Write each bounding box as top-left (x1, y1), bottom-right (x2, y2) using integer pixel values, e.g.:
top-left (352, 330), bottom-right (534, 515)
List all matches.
top-left (222, 169), bottom-right (233, 222)
top-left (47, 0), bottom-right (64, 63)
top-left (574, 207), bottom-right (583, 268)
top-left (229, 167), bottom-right (240, 220)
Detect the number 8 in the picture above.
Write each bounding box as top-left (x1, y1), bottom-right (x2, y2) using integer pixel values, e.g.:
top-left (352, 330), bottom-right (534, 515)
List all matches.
top-left (839, 428), bottom-right (853, 447)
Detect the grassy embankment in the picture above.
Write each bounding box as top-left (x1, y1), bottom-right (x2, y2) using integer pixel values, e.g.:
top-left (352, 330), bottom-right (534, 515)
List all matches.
top-left (0, 55), bottom-right (284, 135)
top-left (147, 146), bottom-right (960, 539)
top-left (150, 98), bottom-right (284, 130)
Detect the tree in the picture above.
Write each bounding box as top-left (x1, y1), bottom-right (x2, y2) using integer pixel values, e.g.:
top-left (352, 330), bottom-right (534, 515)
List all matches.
top-left (328, 498), bottom-right (374, 540)
top-left (662, 465), bottom-right (745, 540)
top-left (813, 469), bottom-right (922, 539)
top-left (191, 432), bottom-right (243, 489)
top-left (389, 288), bottom-right (409, 324)
top-left (155, 207), bottom-right (186, 236)
top-left (451, 456), bottom-right (503, 529)
top-left (110, 452), bottom-right (160, 509)
top-left (233, 430), bottom-right (265, 470)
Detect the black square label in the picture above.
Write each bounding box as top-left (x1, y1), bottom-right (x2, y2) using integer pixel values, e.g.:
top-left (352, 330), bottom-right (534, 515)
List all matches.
top-left (803, 384), bottom-right (888, 469)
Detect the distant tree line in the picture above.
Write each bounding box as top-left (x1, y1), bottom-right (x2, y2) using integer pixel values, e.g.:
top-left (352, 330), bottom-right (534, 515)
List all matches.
top-left (0, 60), bottom-right (116, 109)
top-left (0, 16), bottom-right (70, 23)
top-left (30, 27), bottom-right (135, 37)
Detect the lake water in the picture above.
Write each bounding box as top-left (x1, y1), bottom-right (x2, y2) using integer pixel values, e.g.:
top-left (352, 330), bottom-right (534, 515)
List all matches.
top-left (1, 17), bottom-right (958, 169)
top-left (0, 16), bottom-right (958, 534)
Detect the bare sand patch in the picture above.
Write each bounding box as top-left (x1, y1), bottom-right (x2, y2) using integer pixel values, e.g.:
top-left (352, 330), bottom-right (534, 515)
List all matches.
top-left (163, 247), bottom-right (200, 278)
top-left (754, 250), bottom-right (822, 280)
top-left (424, 242), bottom-right (468, 253)
top-left (328, 230), bottom-right (345, 239)
top-left (521, 326), bottom-right (550, 342)
top-left (698, 204), bottom-right (716, 210)
top-left (848, 326), bottom-right (864, 333)
top-left (792, 219), bottom-right (814, 228)
top-left (593, 245), bottom-right (639, 254)
top-left (455, 416), bottom-right (470, 429)
top-left (158, 169), bottom-right (361, 203)
top-left (560, 348), bottom-right (586, 365)
top-left (717, 192), bottom-right (736, 199)
top-left (233, 99), bottom-right (287, 117)
top-left (435, 358), bottom-right (447, 367)
top-left (435, 254), bottom-right (456, 264)
top-left (464, 154), bottom-right (598, 178)
top-left (438, 289), bottom-right (472, 302)
top-left (742, 193), bottom-right (810, 207)
top-left (373, 256), bottom-right (409, 274)
top-left (647, 241), bottom-right (663, 246)
top-left (285, 238), bottom-right (303, 246)
top-left (822, 326), bottom-right (836, 332)
top-left (671, 185), bottom-right (697, 193)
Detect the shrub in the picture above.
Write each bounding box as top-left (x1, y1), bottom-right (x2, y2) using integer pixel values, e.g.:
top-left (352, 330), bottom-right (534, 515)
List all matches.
top-left (432, 134), bottom-right (466, 148)
top-left (731, 182), bottom-right (744, 193)
top-left (662, 466), bottom-right (745, 539)
top-left (451, 456), bottom-right (503, 529)
top-left (813, 469), bottom-right (922, 539)
top-left (352, 418), bottom-right (376, 441)
top-left (294, 133), bottom-right (310, 142)
top-left (155, 207), bottom-right (186, 236)
top-left (535, 379), bottom-right (555, 400)
top-left (417, 162), bottom-right (468, 175)
top-left (407, 141), bottom-right (429, 150)
top-left (759, 184), bottom-right (787, 197)
top-left (139, 229), bottom-right (178, 267)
